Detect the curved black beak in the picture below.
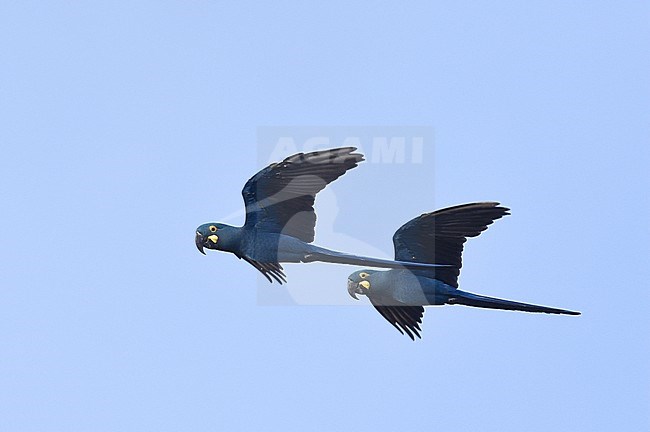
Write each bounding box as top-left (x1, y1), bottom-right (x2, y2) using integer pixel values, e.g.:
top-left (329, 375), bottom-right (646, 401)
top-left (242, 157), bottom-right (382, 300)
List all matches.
top-left (195, 231), bottom-right (206, 255)
top-left (347, 279), bottom-right (359, 300)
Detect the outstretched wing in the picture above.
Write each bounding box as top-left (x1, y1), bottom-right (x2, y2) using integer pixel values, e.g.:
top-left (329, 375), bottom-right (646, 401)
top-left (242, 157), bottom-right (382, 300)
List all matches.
top-left (242, 147), bottom-right (364, 243)
top-left (392, 202), bottom-right (510, 287)
top-left (369, 299), bottom-right (424, 340)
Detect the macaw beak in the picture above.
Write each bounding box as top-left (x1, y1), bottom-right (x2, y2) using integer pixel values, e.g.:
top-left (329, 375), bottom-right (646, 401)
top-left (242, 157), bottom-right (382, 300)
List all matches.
top-left (347, 279), bottom-right (359, 300)
top-left (195, 231), bottom-right (206, 255)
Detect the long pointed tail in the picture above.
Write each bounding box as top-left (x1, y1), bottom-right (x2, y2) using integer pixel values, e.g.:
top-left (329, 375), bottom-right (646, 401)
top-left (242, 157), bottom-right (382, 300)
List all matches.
top-left (303, 249), bottom-right (450, 270)
top-left (449, 290), bottom-right (580, 315)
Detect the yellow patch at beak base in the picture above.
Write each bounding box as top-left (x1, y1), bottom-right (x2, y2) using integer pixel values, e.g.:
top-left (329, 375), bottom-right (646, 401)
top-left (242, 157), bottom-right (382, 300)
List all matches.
top-left (359, 280), bottom-right (370, 289)
top-left (207, 235), bottom-right (219, 244)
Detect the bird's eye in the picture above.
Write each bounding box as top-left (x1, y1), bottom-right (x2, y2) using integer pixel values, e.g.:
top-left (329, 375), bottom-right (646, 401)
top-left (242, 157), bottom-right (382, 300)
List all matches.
top-left (360, 272), bottom-right (369, 279)
top-left (209, 225), bottom-right (217, 232)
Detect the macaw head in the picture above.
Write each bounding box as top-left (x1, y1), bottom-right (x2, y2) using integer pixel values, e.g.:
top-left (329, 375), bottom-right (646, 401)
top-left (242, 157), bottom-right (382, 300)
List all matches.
top-left (195, 223), bottom-right (238, 254)
top-left (347, 269), bottom-right (379, 300)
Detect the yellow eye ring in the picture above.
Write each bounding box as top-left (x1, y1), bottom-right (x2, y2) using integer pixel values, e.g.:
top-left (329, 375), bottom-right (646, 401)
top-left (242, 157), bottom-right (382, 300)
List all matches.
top-left (209, 225), bottom-right (217, 233)
top-left (360, 272), bottom-right (369, 279)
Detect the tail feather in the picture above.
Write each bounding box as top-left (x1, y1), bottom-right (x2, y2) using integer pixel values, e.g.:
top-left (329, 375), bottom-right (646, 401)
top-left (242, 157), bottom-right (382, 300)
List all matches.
top-left (303, 249), bottom-right (450, 270)
top-left (449, 291), bottom-right (580, 315)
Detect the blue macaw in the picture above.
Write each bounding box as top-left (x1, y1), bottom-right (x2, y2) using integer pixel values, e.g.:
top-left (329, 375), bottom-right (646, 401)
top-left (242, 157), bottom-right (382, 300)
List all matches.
top-left (347, 202), bottom-right (580, 339)
top-left (195, 147), bottom-right (451, 283)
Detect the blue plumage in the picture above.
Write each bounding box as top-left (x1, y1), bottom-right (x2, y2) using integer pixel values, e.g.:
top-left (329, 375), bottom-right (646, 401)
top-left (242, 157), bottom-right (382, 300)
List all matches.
top-left (348, 203), bottom-right (580, 340)
top-left (195, 147), bottom-right (451, 283)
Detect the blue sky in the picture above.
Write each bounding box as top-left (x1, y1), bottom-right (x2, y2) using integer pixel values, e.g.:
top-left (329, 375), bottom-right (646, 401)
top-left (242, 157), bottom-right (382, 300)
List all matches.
top-left (1, 2), bottom-right (648, 431)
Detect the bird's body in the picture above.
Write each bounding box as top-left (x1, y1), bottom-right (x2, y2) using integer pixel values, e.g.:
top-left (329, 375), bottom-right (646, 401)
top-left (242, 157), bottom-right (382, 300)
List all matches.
top-left (354, 268), bottom-right (579, 312)
top-left (195, 147), bottom-right (451, 283)
top-left (347, 202), bottom-right (580, 339)
top-left (203, 227), bottom-right (306, 262)
top-left (197, 223), bottom-right (452, 284)
top-left (358, 270), bottom-right (451, 305)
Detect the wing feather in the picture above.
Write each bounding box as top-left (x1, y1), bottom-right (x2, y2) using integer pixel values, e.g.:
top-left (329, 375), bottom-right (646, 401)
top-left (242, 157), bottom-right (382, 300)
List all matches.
top-left (241, 257), bottom-right (287, 284)
top-left (242, 148), bottom-right (364, 242)
top-left (392, 202), bottom-right (510, 287)
top-left (370, 300), bottom-right (424, 340)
